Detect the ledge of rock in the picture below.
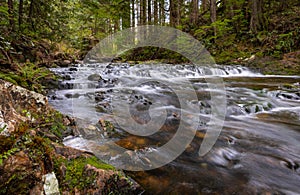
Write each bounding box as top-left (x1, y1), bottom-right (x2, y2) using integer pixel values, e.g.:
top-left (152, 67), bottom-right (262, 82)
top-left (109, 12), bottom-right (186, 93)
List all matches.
top-left (0, 79), bottom-right (143, 194)
top-left (0, 79), bottom-right (48, 136)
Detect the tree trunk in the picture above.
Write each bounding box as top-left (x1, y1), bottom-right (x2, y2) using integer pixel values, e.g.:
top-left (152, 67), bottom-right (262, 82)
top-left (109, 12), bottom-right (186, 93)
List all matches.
top-left (122, 1), bottom-right (131, 29)
top-left (250, 0), bottom-right (265, 33)
top-left (18, 0), bottom-right (23, 30)
top-left (28, 0), bottom-right (35, 30)
top-left (154, 0), bottom-right (158, 24)
top-left (140, 0), bottom-right (147, 25)
top-left (131, 0), bottom-right (135, 27)
top-left (142, 0), bottom-right (147, 25)
top-left (257, 0), bottom-right (265, 30)
top-left (210, 0), bottom-right (217, 37)
top-left (147, 0), bottom-right (151, 24)
top-left (159, 0), bottom-right (165, 25)
top-left (170, 0), bottom-right (179, 27)
top-left (8, 0), bottom-right (14, 30)
top-left (190, 0), bottom-right (199, 25)
top-left (201, 0), bottom-right (208, 13)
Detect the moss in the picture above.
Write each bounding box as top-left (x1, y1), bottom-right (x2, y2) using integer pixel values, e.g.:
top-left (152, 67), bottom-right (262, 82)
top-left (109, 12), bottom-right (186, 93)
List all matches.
top-left (35, 110), bottom-right (67, 140)
top-left (0, 62), bottom-right (57, 94)
top-left (53, 156), bottom-right (114, 192)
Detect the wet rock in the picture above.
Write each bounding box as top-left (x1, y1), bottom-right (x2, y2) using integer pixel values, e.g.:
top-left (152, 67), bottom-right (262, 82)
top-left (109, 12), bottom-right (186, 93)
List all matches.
top-left (82, 164), bottom-right (144, 195)
top-left (87, 73), bottom-right (102, 81)
top-left (60, 60), bottom-right (72, 67)
top-left (65, 93), bottom-right (80, 99)
top-left (74, 60), bottom-right (83, 64)
top-left (52, 143), bottom-right (86, 159)
top-left (97, 78), bottom-right (116, 88)
top-left (69, 67), bottom-right (78, 71)
top-left (58, 82), bottom-right (74, 90)
top-left (62, 75), bottom-right (72, 80)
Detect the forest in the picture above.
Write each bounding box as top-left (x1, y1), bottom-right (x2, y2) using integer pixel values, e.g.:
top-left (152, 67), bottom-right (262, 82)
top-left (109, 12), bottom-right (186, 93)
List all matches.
top-left (1, 0), bottom-right (300, 68)
top-left (1, 0), bottom-right (300, 194)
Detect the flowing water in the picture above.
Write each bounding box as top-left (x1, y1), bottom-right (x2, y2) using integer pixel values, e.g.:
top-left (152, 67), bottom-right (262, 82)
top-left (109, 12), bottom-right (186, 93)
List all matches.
top-left (49, 63), bottom-right (300, 194)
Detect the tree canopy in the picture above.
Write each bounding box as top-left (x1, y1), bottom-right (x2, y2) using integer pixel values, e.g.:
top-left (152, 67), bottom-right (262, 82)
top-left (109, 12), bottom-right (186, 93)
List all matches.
top-left (0, 0), bottom-right (300, 63)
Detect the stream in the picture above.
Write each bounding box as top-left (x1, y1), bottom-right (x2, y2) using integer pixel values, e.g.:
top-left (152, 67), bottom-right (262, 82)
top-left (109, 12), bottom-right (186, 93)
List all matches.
top-left (48, 63), bottom-right (300, 194)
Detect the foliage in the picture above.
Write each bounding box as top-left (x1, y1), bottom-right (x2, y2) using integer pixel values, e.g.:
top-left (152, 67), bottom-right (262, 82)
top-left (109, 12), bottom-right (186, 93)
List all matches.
top-left (1, 0), bottom-right (299, 65)
top-left (0, 62), bottom-right (56, 94)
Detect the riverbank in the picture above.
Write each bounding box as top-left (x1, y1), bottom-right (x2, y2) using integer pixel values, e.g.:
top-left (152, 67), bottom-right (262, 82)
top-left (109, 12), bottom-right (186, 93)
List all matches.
top-left (0, 79), bottom-right (143, 194)
top-left (118, 48), bottom-right (300, 75)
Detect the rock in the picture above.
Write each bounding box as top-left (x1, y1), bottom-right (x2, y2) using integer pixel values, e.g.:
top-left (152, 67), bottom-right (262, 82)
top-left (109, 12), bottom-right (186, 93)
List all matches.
top-left (82, 164), bottom-right (144, 195)
top-left (52, 143), bottom-right (86, 159)
top-left (69, 67), bottom-right (78, 71)
top-left (43, 172), bottom-right (60, 195)
top-left (87, 73), bottom-right (102, 81)
top-left (0, 79), bottom-right (49, 135)
top-left (30, 184), bottom-right (44, 195)
top-left (62, 60), bottom-right (72, 66)
top-left (3, 151), bottom-right (32, 173)
top-left (74, 60), bottom-right (83, 64)
top-left (55, 59), bottom-right (72, 67)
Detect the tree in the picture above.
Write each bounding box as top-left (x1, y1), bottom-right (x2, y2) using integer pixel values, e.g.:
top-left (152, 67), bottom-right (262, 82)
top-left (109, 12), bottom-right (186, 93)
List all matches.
top-left (170, 0), bottom-right (180, 27)
top-left (18, 0), bottom-right (23, 30)
top-left (148, 0), bottom-right (152, 24)
top-left (131, 0), bottom-right (136, 27)
top-left (190, 0), bottom-right (199, 25)
top-left (7, 0), bottom-right (14, 30)
top-left (210, 0), bottom-right (217, 37)
top-left (250, 0), bottom-right (265, 33)
top-left (154, 0), bottom-right (158, 24)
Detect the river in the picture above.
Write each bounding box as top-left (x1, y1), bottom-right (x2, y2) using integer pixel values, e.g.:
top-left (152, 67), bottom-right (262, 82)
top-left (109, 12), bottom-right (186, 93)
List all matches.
top-left (48, 63), bottom-right (300, 194)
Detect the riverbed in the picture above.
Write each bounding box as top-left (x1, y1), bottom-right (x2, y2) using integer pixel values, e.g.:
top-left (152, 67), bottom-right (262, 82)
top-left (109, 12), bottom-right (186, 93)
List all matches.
top-left (49, 63), bottom-right (300, 194)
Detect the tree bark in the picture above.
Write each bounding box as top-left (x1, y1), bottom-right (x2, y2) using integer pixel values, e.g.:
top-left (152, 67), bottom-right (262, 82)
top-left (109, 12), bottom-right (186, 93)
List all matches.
top-left (142, 0), bottom-right (147, 25)
top-left (190, 0), bottom-right (199, 25)
top-left (250, 0), bottom-right (265, 33)
top-left (131, 0), bottom-right (135, 27)
top-left (170, 0), bottom-right (179, 27)
top-left (154, 0), bottom-right (158, 24)
top-left (122, 1), bottom-right (130, 29)
top-left (210, 0), bottom-right (217, 37)
top-left (159, 0), bottom-right (165, 25)
top-left (28, 0), bottom-right (35, 30)
top-left (8, 0), bottom-right (14, 30)
top-left (147, 0), bottom-right (151, 24)
top-left (201, 0), bottom-right (208, 13)
top-left (18, 0), bottom-right (23, 30)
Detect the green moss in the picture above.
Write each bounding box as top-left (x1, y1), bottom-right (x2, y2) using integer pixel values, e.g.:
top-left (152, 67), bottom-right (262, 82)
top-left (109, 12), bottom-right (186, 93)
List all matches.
top-left (54, 156), bottom-right (114, 192)
top-left (0, 72), bottom-right (19, 85)
top-left (36, 110), bottom-right (67, 140)
top-left (0, 62), bottom-right (56, 94)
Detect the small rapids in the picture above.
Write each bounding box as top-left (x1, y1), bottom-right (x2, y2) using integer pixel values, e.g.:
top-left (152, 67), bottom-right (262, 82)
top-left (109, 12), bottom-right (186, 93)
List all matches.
top-left (49, 63), bottom-right (300, 194)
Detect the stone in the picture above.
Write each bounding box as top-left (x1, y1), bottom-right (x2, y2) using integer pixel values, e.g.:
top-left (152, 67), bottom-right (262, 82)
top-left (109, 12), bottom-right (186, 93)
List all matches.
top-left (82, 164), bottom-right (144, 194)
top-left (0, 79), bottom-right (50, 135)
top-left (43, 172), bottom-right (60, 195)
top-left (3, 151), bottom-right (32, 173)
top-left (87, 73), bottom-right (102, 81)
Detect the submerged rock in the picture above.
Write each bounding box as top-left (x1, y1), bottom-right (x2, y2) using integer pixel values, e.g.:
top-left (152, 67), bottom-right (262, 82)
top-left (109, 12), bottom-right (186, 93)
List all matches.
top-left (87, 73), bottom-right (102, 81)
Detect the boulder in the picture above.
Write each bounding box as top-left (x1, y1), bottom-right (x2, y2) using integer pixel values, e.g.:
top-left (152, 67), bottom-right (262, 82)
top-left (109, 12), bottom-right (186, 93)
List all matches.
top-left (0, 79), bottom-right (48, 136)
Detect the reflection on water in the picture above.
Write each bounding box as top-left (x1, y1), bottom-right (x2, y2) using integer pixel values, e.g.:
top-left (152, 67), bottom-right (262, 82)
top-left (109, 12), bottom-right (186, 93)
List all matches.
top-left (49, 63), bottom-right (300, 194)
